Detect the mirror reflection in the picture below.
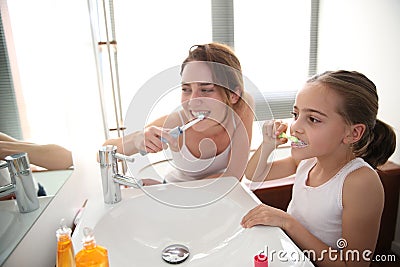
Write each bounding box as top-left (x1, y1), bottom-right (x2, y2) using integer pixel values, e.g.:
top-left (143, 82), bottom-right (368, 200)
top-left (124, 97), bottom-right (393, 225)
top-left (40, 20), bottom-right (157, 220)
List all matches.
top-left (0, 0), bottom-right (76, 264)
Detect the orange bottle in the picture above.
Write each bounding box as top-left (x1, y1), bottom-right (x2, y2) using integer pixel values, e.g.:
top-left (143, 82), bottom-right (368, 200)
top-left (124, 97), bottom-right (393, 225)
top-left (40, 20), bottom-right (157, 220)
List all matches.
top-left (75, 227), bottom-right (109, 267)
top-left (56, 219), bottom-right (75, 267)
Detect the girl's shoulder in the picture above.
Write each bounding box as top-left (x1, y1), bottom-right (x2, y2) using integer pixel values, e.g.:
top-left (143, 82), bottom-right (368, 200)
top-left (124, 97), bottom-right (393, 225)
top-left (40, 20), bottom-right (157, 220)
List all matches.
top-left (343, 163), bottom-right (382, 197)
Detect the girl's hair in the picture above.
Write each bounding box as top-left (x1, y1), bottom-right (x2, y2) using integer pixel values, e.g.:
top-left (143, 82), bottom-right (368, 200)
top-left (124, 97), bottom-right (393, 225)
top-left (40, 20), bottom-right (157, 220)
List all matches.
top-left (307, 70), bottom-right (396, 168)
top-left (180, 43), bottom-right (244, 109)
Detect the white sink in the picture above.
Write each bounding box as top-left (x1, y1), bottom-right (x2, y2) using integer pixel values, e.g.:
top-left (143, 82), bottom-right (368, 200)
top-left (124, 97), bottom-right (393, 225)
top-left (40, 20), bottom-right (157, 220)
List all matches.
top-left (73, 177), bottom-right (313, 267)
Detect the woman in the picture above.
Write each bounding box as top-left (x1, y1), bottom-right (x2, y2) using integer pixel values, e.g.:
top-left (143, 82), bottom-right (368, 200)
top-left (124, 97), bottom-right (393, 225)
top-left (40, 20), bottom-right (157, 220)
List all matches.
top-left (103, 43), bottom-right (254, 183)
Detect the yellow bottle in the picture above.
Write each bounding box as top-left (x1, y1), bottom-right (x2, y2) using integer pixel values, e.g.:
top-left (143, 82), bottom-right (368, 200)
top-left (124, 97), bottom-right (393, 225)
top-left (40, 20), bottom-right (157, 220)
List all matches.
top-left (56, 219), bottom-right (76, 267)
top-left (75, 227), bottom-right (109, 267)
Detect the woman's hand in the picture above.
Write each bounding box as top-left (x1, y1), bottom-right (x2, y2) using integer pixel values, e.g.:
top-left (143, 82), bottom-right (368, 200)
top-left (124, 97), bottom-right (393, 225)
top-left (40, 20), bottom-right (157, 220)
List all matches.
top-left (141, 178), bottom-right (163, 186)
top-left (140, 126), bottom-right (170, 154)
top-left (241, 204), bottom-right (291, 230)
top-left (262, 120), bottom-right (288, 147)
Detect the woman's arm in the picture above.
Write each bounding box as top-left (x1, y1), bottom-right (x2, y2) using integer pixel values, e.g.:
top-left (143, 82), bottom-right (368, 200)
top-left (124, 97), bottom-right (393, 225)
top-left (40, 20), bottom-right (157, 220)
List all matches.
top-left (223, 107), bottom-right (253, 180)
top-left (102, 112), bottom-right (182, 155)
top-left (0, 141), bottom-right (73, 170)
top-left (0, 132), bottom-right (18, 142)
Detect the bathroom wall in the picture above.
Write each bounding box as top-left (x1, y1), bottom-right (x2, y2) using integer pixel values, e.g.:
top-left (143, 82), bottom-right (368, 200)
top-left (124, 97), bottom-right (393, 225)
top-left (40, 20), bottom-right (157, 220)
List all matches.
top-left (318, 0), bottom-right (400, 255)
top-left (318, 0), bottom-right (400, 163)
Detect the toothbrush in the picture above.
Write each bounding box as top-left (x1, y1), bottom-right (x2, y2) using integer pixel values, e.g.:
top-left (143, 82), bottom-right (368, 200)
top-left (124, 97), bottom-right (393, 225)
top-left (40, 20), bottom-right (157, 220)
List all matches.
top-left (160, 114), bottom-right (205, 142)
top-left (140, 114), bottom-right (206, 155)
top-left (278, 132), bottom-right (299, 143)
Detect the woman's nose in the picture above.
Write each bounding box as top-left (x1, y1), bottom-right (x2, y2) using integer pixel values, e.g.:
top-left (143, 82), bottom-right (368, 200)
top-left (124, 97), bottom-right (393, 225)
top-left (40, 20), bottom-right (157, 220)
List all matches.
top-left (188, 91), bottom-right (202, 105)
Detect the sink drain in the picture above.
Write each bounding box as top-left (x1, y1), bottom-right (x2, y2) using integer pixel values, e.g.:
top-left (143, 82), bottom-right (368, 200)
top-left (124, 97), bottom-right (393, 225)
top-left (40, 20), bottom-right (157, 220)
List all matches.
top-left (161, 244), bottom-right (190, 264)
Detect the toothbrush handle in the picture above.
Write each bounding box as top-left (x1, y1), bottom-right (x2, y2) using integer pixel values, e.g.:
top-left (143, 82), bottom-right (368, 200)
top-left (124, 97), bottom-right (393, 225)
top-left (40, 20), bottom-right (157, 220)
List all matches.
top-left (140, 127), bottom-right (182, 156)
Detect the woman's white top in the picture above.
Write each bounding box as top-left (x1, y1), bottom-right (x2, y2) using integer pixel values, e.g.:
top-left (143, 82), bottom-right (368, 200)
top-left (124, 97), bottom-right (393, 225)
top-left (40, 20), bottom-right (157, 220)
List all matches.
top-left (287, 157), bottom-right (373, 249)
top-left (164, 111), bottom-right (236, 183)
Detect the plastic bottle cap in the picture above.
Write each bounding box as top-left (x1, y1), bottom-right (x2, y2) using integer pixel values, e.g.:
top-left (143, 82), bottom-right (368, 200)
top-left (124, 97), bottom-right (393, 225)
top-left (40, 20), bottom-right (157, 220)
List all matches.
top-left (254, 253), bottom-right (268, 267)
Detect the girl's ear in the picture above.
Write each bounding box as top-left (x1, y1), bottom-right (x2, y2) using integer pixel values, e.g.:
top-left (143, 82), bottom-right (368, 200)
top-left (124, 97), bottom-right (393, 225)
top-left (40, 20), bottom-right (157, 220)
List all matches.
top-left (229, 86), bottom-right (241, 104)
top-left (344, 123), bottom-right (366, 144)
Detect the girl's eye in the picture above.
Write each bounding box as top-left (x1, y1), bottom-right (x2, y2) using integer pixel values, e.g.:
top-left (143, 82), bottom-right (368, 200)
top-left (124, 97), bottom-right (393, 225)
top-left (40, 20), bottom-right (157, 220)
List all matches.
top-left (290, 111), bottom-right (298, 120)
top-left (309, 116), bottom-right (321, 123)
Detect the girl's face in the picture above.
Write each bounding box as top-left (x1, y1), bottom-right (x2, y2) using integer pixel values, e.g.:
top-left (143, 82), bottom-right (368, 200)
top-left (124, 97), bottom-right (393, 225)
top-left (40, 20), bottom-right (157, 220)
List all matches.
top-left (180, 62), bottom-right (232, 127)
top-left (290, 82), bottom-right (351, 160)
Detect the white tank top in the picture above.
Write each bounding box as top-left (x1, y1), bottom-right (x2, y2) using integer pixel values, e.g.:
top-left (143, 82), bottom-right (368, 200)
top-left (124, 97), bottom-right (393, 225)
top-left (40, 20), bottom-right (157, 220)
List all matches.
top-left (287, 157), bottom-right (373, 248)
top-left (164, 111), bottom-right (236, 182)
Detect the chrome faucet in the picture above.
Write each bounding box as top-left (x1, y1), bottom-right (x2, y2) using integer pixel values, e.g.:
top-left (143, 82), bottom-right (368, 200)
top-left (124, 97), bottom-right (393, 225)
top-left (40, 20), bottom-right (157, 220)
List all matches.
top-left (99, 145), bottom-right (143, 204)
top-left (0, 153), bottom-right (39, 213)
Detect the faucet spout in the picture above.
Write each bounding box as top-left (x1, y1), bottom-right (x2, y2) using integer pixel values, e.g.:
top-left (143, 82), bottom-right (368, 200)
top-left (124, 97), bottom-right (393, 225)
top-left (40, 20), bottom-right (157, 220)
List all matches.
top-left (99, 145), bottom-right (142, 204)
top-left (113, 173), bottom-right (143, 188)
top-left (0, 153), bottom-right (39, 213)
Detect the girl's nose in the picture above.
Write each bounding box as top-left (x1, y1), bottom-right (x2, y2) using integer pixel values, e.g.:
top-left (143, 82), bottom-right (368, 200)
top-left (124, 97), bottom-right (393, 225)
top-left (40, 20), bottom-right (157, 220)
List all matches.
top-left (290, 118), bottom-right (303, 135)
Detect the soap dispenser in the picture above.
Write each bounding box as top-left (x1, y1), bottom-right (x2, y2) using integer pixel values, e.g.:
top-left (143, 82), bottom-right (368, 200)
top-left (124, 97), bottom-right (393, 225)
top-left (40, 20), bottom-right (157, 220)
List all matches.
top-left (75, 227), bottom-right (109, 267)
top-left (56, 219), bottom-right (75, 267)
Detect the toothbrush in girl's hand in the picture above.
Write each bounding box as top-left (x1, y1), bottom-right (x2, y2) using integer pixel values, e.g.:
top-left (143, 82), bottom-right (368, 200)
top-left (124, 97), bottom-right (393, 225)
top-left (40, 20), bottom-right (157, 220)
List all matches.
top-left (278, 132), bottom-right (299, 143)
top-left (140, 114), bottom-right (206, 155)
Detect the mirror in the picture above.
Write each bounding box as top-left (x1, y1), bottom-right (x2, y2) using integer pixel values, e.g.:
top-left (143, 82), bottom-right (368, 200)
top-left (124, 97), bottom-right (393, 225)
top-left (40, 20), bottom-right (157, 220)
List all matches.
top-left (0, 0), bottom-right (87, 264)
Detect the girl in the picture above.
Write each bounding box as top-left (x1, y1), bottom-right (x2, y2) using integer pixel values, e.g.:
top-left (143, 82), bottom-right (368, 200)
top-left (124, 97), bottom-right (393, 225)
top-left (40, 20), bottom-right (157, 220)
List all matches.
top-left (241, 70), bottom-right (396, 266)
top-left (103, 43), bottom-right (254, 183)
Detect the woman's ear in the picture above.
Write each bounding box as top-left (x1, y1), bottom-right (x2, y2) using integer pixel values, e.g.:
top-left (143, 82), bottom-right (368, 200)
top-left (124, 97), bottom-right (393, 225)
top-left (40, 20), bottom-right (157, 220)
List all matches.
top-left (344, 123), bottom-right (366, 144)
top-left (229, 86), bottom-right (241, 104)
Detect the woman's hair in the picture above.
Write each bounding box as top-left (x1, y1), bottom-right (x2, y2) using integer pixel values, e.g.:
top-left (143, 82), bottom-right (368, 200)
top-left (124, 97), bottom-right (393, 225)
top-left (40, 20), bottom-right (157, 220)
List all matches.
top-left (307, 70), bottom-right (396, 168)
top-left (180, 43), bottom-right (244, 109)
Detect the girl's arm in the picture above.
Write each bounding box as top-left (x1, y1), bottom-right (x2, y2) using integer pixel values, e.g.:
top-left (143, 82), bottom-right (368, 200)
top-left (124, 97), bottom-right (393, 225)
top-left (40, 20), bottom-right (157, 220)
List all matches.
top-left (242, 166), bottom-right (384, 267)
top-left (340, 167), bottom-right (384, 266)
top-left (245, 120), bottom-right (298, 182)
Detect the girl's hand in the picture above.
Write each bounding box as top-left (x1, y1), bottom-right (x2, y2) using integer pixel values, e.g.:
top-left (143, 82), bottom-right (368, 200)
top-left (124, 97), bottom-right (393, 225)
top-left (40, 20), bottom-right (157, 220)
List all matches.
top-left (241, 204), bottom-right (291, 230)
top-left (262, 120), bottom-right (288, 147)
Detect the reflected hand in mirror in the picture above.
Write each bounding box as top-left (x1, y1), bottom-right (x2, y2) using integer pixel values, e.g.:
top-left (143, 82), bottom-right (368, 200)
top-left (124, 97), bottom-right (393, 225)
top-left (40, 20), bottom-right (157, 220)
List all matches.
top-left (0, 132), bottom-right (73, 200)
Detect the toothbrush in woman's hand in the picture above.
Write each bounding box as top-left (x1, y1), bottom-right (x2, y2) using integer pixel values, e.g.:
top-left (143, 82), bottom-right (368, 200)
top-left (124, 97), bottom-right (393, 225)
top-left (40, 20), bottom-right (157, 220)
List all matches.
top-left (278, 132), bottom-right (299, 143)
top-left (160, 114), bottom-right (205, 141)
top-left (140, 115), bottom-right (206, 155)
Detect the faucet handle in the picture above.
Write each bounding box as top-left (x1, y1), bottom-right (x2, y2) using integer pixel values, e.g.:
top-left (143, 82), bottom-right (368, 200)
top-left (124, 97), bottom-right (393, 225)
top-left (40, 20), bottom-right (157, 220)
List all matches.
top-left (114, 153), bottom-right (135, 163)
top-left (5, 152), bottom-right (31, 175)
top-left (4, 153), bottom-right (39, 213)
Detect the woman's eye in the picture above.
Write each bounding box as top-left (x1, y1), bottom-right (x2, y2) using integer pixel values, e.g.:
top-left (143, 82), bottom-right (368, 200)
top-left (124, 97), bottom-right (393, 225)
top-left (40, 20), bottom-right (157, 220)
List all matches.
top-left (200, 88), bottom-right (214, 93)
top-left (182, 87), bottom-right (191, 93)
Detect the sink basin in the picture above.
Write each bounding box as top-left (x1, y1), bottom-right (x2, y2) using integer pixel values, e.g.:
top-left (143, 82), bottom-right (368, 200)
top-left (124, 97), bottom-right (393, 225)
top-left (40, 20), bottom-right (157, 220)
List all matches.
top-left (0, 197), bottom-right (52, 265)
top-left (73, 177), bottom-right (313, 267)
top-left (0, 211), bottom-right (17, 254)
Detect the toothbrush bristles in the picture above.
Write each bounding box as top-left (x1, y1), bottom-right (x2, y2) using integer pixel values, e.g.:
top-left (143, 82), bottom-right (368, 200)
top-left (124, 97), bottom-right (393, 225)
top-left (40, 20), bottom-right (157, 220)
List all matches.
top-left (278, 132), bottom-right (299, 143)
top-left (198, 114), bottom-right (205, 120)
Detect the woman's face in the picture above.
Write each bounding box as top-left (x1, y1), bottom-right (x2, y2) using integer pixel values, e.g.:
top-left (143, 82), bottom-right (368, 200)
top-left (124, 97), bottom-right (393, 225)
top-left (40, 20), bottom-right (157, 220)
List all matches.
top-left (180, 61), bottom-right (230, 126)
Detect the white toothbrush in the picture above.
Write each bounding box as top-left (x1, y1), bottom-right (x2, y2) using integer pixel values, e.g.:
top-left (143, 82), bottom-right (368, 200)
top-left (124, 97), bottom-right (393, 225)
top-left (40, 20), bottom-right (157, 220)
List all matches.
top-left (140, 114), bottom-right (206, 155)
